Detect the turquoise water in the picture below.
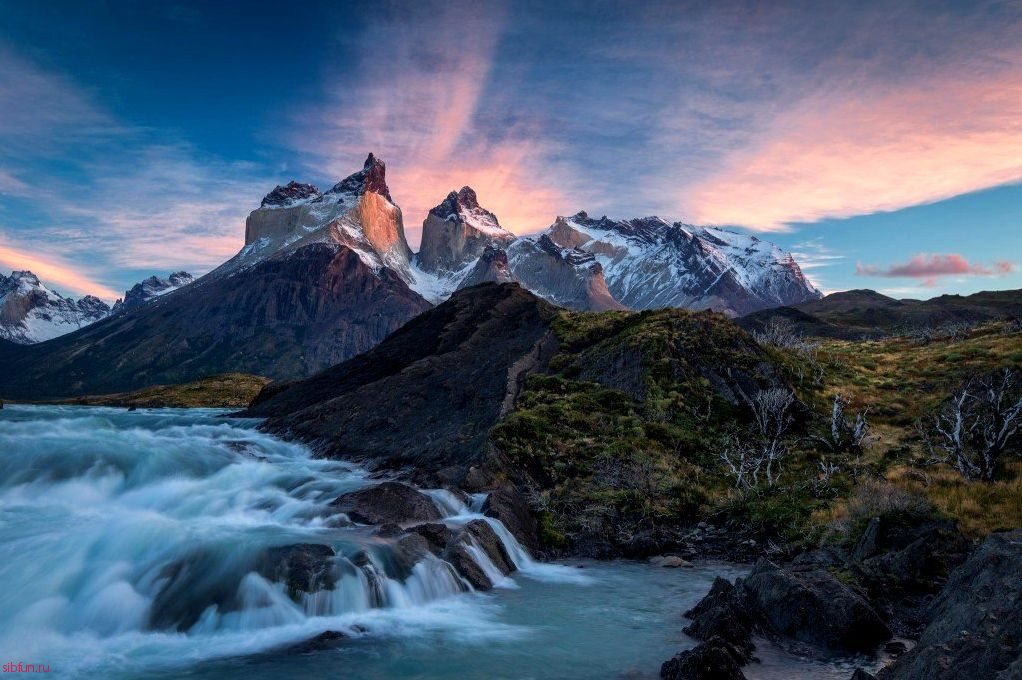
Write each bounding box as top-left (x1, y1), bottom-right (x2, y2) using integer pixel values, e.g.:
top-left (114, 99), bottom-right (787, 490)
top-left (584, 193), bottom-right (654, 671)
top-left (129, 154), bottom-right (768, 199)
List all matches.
top-left (0, 406), bottom-right (873, 679)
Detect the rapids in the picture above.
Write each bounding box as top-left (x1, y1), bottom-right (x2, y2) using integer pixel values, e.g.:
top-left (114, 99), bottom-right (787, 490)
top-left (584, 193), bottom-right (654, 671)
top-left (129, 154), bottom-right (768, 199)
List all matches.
top-left (0, 406), bottom-right (874, 679)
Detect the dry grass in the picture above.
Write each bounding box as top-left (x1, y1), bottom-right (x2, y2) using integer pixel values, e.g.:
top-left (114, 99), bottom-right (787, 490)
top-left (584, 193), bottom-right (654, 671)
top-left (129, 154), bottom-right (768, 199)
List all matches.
top-left (886, 462), bottom-right (1022, 538)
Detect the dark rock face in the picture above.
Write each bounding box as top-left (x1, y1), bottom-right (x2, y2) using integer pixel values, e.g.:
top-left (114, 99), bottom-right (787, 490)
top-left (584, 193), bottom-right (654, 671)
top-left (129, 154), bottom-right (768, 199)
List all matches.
top-left (245, 283), bottom-right (560, 476)
top-left (443, 519), bottom-right (515, 590)
top-left (329, 153), bottom-right (392, 202)
top-left (416, 186), bottom-right (514, 275)
top-left (660, 637), bottom-right (748, 680)
top-left (457, 246), bottom-right (515, 289)
top-left (682, 577), bottom-right (755, 659)
top-left (261, 181), bottom-right (321, 208)
top-left (482, 487), bottom-right (541, 555)
top-left (332, 482), bottom-right (442, 525)
top-left (850, 516), bottom-right (969, 635)
top-left (257, 544), bottom-right (337, 601)
top-left (0, 244), bottom-right (431, 398)
top-left (743, 560), bottom-right (891, 652)
top-left (880, 530), bottom-right (1022, 680)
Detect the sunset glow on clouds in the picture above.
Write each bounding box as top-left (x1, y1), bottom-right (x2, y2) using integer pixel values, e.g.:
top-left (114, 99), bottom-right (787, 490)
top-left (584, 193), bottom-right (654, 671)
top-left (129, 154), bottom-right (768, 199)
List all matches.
top-left (857, 254), bottom-right (1015, 287)
top-left (1, 0), bottom-right (1021, 299)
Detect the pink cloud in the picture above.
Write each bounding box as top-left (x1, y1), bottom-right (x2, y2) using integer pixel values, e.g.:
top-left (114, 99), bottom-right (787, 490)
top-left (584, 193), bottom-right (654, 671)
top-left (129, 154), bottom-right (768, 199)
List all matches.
top-left (856, 253), bottom-right (1015, 284)
top-left (0, 242), bottom-right (120, 300)
top-left (682, 60), bottom-right (1022, 231)
top-left (288, 4), bottom-right (580, 244)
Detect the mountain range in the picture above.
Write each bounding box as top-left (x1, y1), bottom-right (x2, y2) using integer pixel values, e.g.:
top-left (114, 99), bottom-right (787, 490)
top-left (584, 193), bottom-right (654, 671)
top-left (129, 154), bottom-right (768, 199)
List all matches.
top-left (0, 153), bottom-right (819, 398)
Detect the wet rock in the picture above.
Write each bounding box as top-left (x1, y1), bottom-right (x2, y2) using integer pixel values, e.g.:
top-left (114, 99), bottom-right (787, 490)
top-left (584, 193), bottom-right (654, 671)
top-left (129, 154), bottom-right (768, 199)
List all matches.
top-left (880, 530), bottom-right (1022, 680)
top-left (332, 482), bottom-right (442, 526)
top-left (373, 527), bottom-right (431, 577)
top-left (258, 543), bottom-right (337, 601)
top-left (482, 487), bottom-right (540, 554)
top-left (744, 559), bottom-right (891, 653)
top-left (408, 522), bottom-right (454, 555)
top-left (660, 636), bottom-right (748, 680)
top-left (852, 517), bottom-right (882, 562)
top-left (650, 555), bottom-right (692, 568)
top-left (444, 519), bottom-right (516, 590)
top-left (682, 577), bottom-right (755, 659)
top-left (285, 629), bottom-right (348, 654)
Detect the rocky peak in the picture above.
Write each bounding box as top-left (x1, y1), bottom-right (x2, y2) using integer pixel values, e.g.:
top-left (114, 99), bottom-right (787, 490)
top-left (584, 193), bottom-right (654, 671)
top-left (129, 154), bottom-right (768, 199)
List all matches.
top-left (430, 186), bottom-right (487, 220)
top-left (260, 181), bottom-right (321, 208)
top-left (114, 271), bottom-right (195, 314)
top-left (414, 186), bottom-right (513, 277)
top-left (3, 270), bottom-right (42, 290)
top-left (328, 153), bottom-right (392, 202)
top-left (537, 234), bottom-right (598, 269)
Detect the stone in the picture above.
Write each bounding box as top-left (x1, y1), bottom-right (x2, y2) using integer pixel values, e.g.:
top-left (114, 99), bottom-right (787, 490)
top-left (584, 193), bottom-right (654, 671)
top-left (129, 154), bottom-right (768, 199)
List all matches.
top-left (331, 482), bottom-right (442, 526)
top-left (660, 637), bottom-right (748, 680)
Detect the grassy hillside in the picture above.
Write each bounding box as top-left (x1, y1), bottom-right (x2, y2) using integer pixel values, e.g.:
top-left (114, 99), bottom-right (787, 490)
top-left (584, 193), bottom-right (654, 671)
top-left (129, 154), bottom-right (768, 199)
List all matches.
top-left (491, 310), bottom-right (1022, 555)
top-left (54, 373), bottom-right (271, 409)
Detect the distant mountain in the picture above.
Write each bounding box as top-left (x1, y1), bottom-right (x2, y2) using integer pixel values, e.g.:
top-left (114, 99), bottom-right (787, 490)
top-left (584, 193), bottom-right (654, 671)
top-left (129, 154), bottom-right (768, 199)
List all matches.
top-left (112, 271), bottom-right (193, 314)
top-left (740, 288), bottom-right (1022, 338)
top-left (0, 271), bottom-right (110, 344)
top-left (0, 154), bottom-right (431, 399)
top-left (407, 191), bottom-right (819, 315)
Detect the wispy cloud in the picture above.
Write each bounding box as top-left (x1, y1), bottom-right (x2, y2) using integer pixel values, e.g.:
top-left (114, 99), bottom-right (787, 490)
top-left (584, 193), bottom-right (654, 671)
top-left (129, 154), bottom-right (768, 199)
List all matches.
top-left (857, 253), bottom-right (1015, 287)
top-left (287, 1), bottom-right (581, 243)
top-left (0, 241), bottom-right (120, 299)
top-left (0, 43), bottom-right (269, 298)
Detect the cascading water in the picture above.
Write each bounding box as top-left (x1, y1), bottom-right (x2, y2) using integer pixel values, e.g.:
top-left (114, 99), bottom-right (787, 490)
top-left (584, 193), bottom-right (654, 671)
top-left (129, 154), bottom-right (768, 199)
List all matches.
top-left (0, 405), bottom-right (872, 680)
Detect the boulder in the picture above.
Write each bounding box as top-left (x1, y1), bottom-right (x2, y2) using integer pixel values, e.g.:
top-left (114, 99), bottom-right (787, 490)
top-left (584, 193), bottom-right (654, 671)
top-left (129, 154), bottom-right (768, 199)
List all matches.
top-left (482, 487), bottom-right (540, 554)
top-left (880, 530), bottom-right (1022, 680)
top-left (443, 519), bottom-right (516, 590)
top-left (660, 637), bottom-right (748, 680)
top-left (407, 522), bottom-right (454, 555)
top-left (331, 482), bottom-right (442, 526)
top-left (743, 559), bottom-right (891, 652)
top-left (257, 543), bottom-right (337, 601)
top-left (682, 577), bottom-right (755, 659)
top-left (650, 555), bottom-right (693, 568)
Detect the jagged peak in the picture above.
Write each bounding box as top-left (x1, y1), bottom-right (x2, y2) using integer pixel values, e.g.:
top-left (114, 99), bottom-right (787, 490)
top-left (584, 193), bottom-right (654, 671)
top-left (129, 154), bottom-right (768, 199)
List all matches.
top-left (537, 234), bottom-right (598, 269)
top-left (261, 181), bottom-right (321, 208)
top-left (7, 270), bottom-right (41, 285)
top-left (328, 152), bottom-right (392, 202)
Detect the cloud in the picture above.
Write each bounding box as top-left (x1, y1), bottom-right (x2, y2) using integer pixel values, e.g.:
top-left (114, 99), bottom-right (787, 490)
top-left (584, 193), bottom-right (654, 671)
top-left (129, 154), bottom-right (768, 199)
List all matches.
top-left (0, 242), bottom-right (120, 299)
top-left (287, 1), bottom-right (581, 243)
top-left (0, 43), bottom-right (270, 292)
top-left (856, 253), bottom-right (1015, 286)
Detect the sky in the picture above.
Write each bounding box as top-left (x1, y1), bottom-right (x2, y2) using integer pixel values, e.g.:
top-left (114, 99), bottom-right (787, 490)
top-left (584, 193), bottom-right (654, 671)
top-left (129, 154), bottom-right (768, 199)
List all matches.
top-left (1, 0), bottom-right (1021, 301)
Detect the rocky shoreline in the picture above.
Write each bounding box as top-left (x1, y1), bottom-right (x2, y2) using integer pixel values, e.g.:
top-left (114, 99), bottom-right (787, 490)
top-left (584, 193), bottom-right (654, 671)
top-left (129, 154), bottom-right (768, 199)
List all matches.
top-left (658, 518), bottom-right (1021, 680)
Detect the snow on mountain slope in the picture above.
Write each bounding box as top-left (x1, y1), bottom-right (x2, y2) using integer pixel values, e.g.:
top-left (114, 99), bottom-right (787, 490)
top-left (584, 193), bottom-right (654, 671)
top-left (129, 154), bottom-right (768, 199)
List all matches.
top-left (112, 271), bottom-right (194, 314)
top-left (0, 271), bottom-right (111, 344)
top-left (217, 153), bottom-right (414, 282)
top-left (544, 212), bottom-right (821, 316)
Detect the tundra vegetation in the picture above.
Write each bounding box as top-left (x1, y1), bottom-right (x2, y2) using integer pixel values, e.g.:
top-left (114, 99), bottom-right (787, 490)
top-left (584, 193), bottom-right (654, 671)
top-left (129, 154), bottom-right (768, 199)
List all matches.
top-left (492, 311), bottom-right (1022, 554)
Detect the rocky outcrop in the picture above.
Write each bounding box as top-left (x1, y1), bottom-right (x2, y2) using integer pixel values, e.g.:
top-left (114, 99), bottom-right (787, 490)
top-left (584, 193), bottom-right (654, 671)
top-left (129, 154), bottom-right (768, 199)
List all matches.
top-left (482, 487), bottom-right (541, 555)
top-left (332, 482), bottom-right (443, 526)
top-left (674, 560), bottom-right (891, 677)
top-left (245, 283), bottom-right (560, 478)
top-left (660, 637), bottom-right (748, 680)
top-left (257, 543), bottom-right (337, 601)
top-left (742, 559), bottom-right (891, 652)
top-left (457, 246), bottom-right (514, 289)
top-left (0, 270), bottom-right (111, 344)
top-left (506, 235), bottom-right (626, 312)
top-left (880, 530), bottom-right (1022, 680)
top-left (443, 519), bottom-right (516, 590)
top-left (416, 186), bottom-right (515, 275)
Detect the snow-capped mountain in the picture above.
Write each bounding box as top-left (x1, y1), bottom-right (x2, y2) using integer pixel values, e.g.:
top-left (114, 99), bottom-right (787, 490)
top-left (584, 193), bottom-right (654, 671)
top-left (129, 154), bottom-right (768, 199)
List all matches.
top-left (112, 271), bottom-right (194, 314)
top-left (505, 235), bottom-right (626, 312)
top-left (543, 212), bottom-right (821, 315)
top-left (0, 271), bottom-right (111, 344)
top-left (227, 153), bottom-right (413, 280)
top-left (0, 154), bottom-right (431, 398)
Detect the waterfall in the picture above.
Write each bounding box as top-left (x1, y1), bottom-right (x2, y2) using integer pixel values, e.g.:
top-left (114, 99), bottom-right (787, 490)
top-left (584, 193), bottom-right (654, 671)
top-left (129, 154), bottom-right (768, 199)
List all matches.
top-left (0, 405), bottom-right (589, 677)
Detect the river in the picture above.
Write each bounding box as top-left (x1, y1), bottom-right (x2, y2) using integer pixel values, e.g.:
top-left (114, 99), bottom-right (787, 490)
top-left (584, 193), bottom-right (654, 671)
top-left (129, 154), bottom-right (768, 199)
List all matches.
top-left (0, 406), bottom-right (872, 679)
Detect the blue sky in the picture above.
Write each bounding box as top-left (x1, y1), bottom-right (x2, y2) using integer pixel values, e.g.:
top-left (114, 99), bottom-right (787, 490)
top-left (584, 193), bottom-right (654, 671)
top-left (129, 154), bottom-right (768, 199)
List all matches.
top-left (0, 0), bottom-right (1020, 300)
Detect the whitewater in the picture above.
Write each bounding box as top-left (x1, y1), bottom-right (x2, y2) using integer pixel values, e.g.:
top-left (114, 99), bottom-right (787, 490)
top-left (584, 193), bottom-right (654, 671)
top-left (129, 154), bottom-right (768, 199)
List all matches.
top-left (0, 406), bottom-right (870, 679)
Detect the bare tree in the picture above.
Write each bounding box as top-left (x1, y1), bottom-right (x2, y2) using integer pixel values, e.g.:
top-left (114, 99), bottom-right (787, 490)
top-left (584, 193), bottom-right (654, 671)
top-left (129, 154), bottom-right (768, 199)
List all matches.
top-left (750, 388), bottom-right (796, 486)
top-left (924, 368), bottom-right (1022, 481)
top-left (753, 318), bottom-right (823, 386)
top-left (814, 394), bottom-right (873, 456)
top-left (720, 433), bottom-right (761, 490)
